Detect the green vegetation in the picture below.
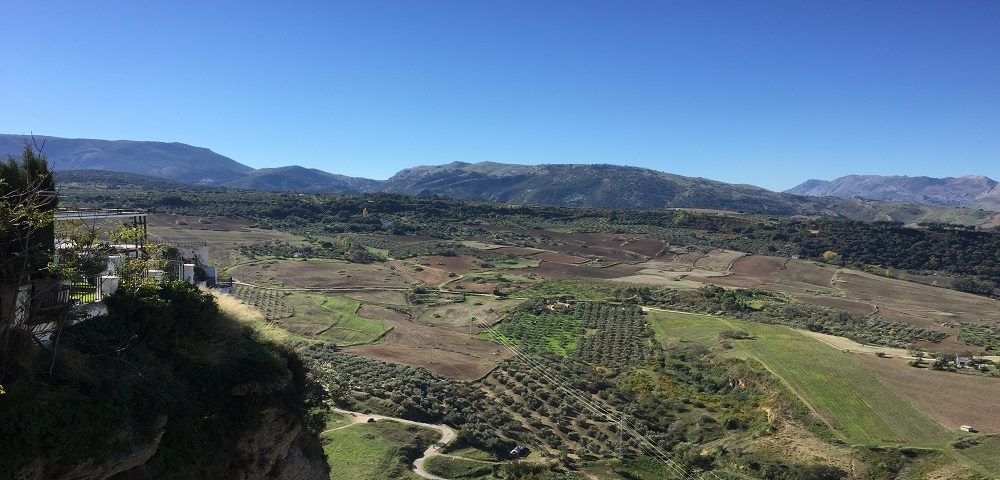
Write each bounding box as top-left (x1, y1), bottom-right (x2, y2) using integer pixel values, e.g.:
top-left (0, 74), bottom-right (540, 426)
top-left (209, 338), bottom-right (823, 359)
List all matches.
top-left (957, 323), bottom-right (1000, 352)
top-left (319, 296), bottom-right (391, 345)
top-left (648, 310), bottom-right (954, 447)
top-left (646, 285), bottom-right (951, 348)
top-left (322, 420), bottom-right (439, 480)
top-left (494, 302), bottom-right (582, 357)
top-left (954, 436), bottom-right (1000, 476)
top-left (0, 282), bottom-right (327, 478)
top-left (235, 289), bottom-right (391, 346)
top-left (63, 186), bottom-right (1000, 288)
top-left (514, 280), bottom-right (623, 301)
top-left (231, 283), bottom-right (294, 321)
top-left (422, 455), bottom-right (493, 479)
top-left (304, 345), bottom-right (528, 457)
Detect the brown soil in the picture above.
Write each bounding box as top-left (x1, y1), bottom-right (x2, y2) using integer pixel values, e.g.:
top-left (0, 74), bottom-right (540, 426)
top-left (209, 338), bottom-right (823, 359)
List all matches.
top-left (346, 344), bottom-right (504, 381)
top-left (790, 295), bottom-right (877, 317)
top-left (857, 355), bottom-right (1000, 433)
top-left (368, 234), bottom-right (441, 244)
top-left (148, 214), bottom-right (307, 269)
top-left (693, 249), bottom-right (746, 272)
top-left (229, 259), bottom-right (412, 289)
top-left (530, 251), bottom-right (590, 264)
top-left (358, 304), bottom-right (411, 323)
top-left (411, 255), bottom-right (482, 273)
top-left (494, 246), bottom-right (543, 257)
top-left (533, 261), bottom-right (638, 281)
top-left (402, 264), bottom-right (453, 286)
top-left (728, 255), bottom-right (787, 280)
top-left (619, 238), bottom-right (669, 257)
top-left (415, 298), bottom-right (519, 332)
top-left (342, 290), bottom-right (408, 306)
top-left (750, 421), bottom-right (856, 474)
top-left (344, 313), bottom-right (511, 381)
top-left (779, 261), bottom-right (837, 288)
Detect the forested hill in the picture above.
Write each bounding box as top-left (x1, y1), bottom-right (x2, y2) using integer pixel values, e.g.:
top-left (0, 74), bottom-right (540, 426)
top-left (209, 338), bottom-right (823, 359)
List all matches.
top-left (222, 165), bottom-right (383, 194)
top-left (379, 161), bottom-right (797, 212)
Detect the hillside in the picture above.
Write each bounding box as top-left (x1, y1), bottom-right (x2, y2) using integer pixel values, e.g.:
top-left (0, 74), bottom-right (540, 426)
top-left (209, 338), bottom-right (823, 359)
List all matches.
top-left (0, 134), bottom-right (253, 185)
top-left (381, 161), bottom-right (823, 213)
top-left (54, 169), bottom-right (200, 190)
top-left (222, 165), bottom-right (382, 194)
top-left (11, 135), bottom-right (1000, 225)
top-left (788, 174), bottom-right (1000, 211)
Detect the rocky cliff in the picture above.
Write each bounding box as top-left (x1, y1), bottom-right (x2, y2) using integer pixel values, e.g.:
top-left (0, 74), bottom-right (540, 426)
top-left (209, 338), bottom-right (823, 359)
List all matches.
top-left (1, 282), bottom-right (329, 480)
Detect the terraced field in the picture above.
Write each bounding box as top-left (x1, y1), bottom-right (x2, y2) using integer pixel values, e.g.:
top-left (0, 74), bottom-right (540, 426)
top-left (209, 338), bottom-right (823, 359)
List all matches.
top-left (319, 296), bottom-right (392, 345)
top-left (268, 292), bottom-right (391, 345)
top-left (648, 310), bottom-right (955, 448)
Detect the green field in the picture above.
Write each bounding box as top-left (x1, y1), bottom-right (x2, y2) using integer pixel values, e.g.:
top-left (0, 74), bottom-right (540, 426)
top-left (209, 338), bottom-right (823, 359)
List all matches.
top-left (280, 293), bottom-right (391, 346)
top-left (319, 296), bottom-right (391, 345)
top-left (955, 436), bottom-right (1000, 475)
top-left (495, 257), bottom-right (541, 269)
top-left (648, 310), bottom-right (954, 448)
top-left (422, 455), bottom-right (493, 479)
top-left (322, 420), bottom-right (440, 480)
top-left (491, 309), bottom-right (580, 357)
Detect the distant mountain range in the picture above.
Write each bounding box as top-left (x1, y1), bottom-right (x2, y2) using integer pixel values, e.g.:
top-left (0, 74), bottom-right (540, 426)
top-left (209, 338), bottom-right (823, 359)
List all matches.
top-left (0, 134), bottom-right (252, 184)
top-left (787, 175), bottom-right (1000, 211)
top-left (6, 134), bottom-right (1000, 226)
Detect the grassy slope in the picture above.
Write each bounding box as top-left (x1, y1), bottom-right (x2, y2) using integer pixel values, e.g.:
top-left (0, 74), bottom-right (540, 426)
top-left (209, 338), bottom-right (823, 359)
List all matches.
top-left (648, 310), bottom-right (954, 448)
top-left (322, 420), bottom-right (439, 480)
top-left (422, 455), bottom-right (493, 479)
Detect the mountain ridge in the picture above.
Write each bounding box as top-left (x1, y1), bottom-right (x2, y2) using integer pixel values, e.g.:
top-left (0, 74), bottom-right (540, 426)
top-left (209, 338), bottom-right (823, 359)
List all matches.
top-left (787, 174), bottom-right (1000, 211)
top-left (7, 134), bottom-right (1000, 225)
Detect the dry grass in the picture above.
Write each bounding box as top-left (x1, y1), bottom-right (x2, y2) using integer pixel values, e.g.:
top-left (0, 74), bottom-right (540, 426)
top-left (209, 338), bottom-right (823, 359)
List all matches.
top-left (211, 291), bottom-right (290, 344)
top-left (857, 355), bottom-right (1000, 434)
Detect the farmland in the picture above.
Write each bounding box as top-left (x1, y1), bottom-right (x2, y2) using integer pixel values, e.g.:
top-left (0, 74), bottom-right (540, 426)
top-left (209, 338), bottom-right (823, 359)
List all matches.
top-left (647, 310), bottom-right (954, 448)
top-left (125, 193), bottom-right (1000, 477)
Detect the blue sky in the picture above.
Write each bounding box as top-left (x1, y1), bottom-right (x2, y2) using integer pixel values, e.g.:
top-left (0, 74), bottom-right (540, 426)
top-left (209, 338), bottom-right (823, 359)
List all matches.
top-left (2, 1), bottom-right (997, 190)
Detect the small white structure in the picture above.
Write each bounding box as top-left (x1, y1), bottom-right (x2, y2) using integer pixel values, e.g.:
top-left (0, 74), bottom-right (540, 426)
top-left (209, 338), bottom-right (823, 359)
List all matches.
top-left (960, 425), bottom-right (976, 433)
top-left (182, 264), bottom-right (196, 284)
top-left (96, 276), bottom-right (120, 301)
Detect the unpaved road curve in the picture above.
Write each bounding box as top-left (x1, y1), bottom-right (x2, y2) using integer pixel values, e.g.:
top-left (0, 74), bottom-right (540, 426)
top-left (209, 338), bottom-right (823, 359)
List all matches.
top-left (328, 408), bottom-right (457, 480)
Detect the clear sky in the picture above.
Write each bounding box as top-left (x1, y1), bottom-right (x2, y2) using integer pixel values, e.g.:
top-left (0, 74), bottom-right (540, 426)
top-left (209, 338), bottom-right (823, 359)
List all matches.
top-left (2, 1), bottom-right (997, 191)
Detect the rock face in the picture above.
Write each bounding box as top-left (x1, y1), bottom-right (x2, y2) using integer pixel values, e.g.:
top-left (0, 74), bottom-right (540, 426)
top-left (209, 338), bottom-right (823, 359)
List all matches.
top-left (14, 374), bottom-right (328, 480)
top-left (232, 407), bottom-right (328, 480)
top-left (15, 417), bottom-right (167, 480)
top-left (787, 174), bottom-right (1000, 211)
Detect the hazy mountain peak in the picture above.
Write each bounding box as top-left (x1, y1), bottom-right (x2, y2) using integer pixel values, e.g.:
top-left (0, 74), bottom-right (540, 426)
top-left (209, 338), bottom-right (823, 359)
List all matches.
top-left (787, 174), bottom-right (999, 211)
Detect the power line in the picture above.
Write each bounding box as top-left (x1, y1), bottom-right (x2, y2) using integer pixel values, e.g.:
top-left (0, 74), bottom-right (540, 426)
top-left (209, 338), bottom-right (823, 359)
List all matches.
top-left (478, 319), bottom-right (705, 480)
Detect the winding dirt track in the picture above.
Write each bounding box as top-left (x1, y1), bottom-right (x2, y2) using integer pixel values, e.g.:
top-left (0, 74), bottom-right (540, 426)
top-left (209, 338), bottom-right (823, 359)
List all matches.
top-left (326, 408), bottom-right (457, 480)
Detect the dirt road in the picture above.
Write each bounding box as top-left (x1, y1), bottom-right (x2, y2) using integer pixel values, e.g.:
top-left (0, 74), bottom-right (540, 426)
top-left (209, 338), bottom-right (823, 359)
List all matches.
top-left (327, 408), bottom-right (457, 480)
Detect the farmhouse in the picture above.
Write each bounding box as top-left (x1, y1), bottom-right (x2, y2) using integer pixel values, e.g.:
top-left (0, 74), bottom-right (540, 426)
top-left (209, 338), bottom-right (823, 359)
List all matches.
top-left (548, 300), bottom-right (572, 311)
top-left (954, 357), bottom-right (972, 368)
